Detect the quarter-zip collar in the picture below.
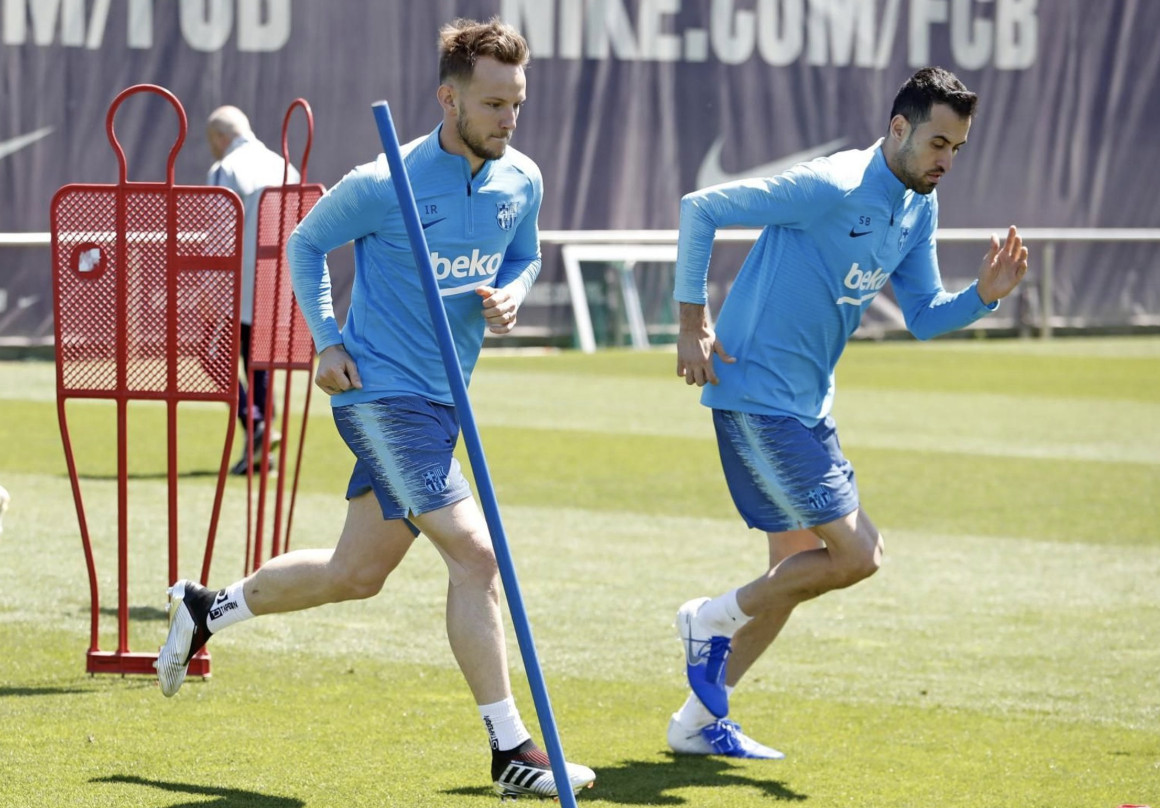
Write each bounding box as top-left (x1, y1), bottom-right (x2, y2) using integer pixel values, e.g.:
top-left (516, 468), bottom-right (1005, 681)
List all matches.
top-left (417, 123), bottom-right (497, 193)
top-left (871, 138), bottom-right (913, 225)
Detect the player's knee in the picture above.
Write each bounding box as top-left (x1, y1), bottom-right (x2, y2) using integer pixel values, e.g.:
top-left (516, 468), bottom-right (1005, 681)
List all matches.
top-left (327, 557), bottom-right (392, 601)
top-left (834, 530), bottom-right (884, 587)
top-left (335, 569), bottom-right (387, 601)
top-left (851, 530), bottom-right (885, 583)
top-left (445, 536), bottom-right (499, 590)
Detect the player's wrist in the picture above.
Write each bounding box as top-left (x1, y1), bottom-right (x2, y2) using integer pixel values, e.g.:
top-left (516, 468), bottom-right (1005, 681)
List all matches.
top-left (678, 301), bottom-right (711, 333)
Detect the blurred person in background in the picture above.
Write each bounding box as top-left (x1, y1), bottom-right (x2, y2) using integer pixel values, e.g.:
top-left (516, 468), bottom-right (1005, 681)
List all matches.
top-left (206, 104), bottom-right (300, 474)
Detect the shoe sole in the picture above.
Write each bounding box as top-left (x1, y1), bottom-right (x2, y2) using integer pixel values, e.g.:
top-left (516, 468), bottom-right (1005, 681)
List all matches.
top-left (156, 581), bottom-right (194, 697)
top-left (493, 784), bottom-right (596, 800)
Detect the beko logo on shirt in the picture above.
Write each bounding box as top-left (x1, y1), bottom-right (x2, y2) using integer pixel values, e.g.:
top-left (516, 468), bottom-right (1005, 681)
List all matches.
top-left (837, 262), bottom-right (888, 306)
top-left (430, 250), bottom-right (502, 280)
top-left (844, 263), bottom-right (888, 292)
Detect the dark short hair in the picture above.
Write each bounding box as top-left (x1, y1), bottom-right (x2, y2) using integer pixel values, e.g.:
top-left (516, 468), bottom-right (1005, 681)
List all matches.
top-left (889, 66), bottom-right (977, 125)
top-left (438, 17), bottom-right (529, 85)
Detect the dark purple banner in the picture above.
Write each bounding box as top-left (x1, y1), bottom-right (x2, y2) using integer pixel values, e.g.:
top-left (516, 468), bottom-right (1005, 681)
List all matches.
top-left (2, 1), bottom-right (1158, 343)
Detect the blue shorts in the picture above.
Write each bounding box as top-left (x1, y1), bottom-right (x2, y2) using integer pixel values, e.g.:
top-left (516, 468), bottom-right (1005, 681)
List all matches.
top-left (332, 395), bottom-right (473, 531)
top-left (713, 409), bottom-right (859, 534)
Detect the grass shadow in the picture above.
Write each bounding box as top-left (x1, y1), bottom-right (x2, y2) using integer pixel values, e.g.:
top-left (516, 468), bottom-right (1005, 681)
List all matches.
top-left (92, 775), bottom-right (305, 808)
top-left (443, 756), bottom-right (807, 805)
top-left (589, 756), bottom-right (808, 805)
top-left (0, 685), bottom-right (91, 697)
top-left (75, 470), bottom-right (225, 481)
top-left (98, 604), bottom-right (169, 621)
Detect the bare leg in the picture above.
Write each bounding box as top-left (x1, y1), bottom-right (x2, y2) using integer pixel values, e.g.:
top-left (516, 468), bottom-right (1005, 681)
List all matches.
top-left (243, 491), bottom-right (416, 614)
top-left (725, 529), bottom-right (823, 687)
top-left (413, 496), bottom-right (510, 706)
top-left (721, 509), bottom-right (883, 686)
top-left (735, 508), bottom-right (883, 618)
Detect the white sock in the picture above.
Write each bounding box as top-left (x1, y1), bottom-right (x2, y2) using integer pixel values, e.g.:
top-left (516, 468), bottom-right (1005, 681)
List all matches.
top-left (675, 685), bottom-right (738, 730)
top-left (205, 580), bottom-right (254, 634)
top-left (697, 589), bottom-right (752, 637)
top-left (674, 691), bottom-right (717, 729)
top-left (479, 696), bottom-right (532, 752)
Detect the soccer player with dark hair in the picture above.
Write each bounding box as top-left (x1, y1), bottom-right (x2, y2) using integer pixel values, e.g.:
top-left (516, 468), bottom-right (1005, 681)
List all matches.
top-left (669, 66), bottom-right (1029, 758)
top-left (160, 18), bottom-right (594, 799)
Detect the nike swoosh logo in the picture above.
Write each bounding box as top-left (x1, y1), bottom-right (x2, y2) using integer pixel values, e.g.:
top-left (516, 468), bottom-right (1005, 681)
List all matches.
top-left (696, 136), bottom-right (848, 189)
top-left (837, 293), bottom-right (880, 306)
top-left (0, 126), bottom-right (54, 161)
top-left (849, 229), bottom-right (873, 238)
top-left (421, 217), bottom-right (446, 230)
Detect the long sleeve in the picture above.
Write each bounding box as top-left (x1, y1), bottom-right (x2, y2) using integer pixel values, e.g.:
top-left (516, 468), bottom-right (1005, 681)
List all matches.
top-left (287, 159), bottom-right (392, 353)
top-left (674, 163), bottom-right (843, 304)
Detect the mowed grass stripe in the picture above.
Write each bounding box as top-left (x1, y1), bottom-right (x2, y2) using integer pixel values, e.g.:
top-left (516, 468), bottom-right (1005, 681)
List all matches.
top-left (479, 425), bottom-right (1160, 546)
top-left (476, 337), bottom-right (1160, 401)
top-left (6, 393), bottom-right (1155, 548)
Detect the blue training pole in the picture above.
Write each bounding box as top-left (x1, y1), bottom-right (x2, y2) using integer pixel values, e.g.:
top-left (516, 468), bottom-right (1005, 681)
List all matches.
top-left (371, 102), bottom-right (579, 807)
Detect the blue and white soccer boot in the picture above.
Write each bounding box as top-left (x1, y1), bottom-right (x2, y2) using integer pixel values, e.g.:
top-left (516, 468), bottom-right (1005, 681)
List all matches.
top-left (667, 715), bottom-right (785, 760)
top-left (676, 597), bottom-right (731, 718)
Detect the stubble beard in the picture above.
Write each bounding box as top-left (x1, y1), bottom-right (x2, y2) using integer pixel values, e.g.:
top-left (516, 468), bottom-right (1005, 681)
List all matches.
top-left (457, 115), bottom-right (507, 163)
top-left (897, 138), bottom-right (938, 195)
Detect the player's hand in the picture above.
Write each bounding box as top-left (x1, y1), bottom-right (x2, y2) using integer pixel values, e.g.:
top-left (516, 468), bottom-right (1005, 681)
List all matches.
top-left (477, 285), bottom-right (518, 334)
top-left (315, 344), bottom-right (363, 396)
top-left (677, 326), bottom-right (735, 387)
top-left (977, 225), bottom-right (1030, 305)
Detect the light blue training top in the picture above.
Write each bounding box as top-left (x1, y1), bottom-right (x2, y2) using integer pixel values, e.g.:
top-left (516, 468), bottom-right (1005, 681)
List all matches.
top-left (674, 139), bottom-right (997, 426)
top-left (287, 125), bottom-right (543, 406)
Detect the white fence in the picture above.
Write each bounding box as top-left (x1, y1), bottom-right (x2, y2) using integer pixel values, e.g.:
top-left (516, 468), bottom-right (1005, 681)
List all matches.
top-left (542, 229), bottom-right (1160, 352)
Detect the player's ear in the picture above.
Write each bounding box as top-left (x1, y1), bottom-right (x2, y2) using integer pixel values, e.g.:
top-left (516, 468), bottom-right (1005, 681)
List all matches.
top-left (889, 114), bottom-right (910, 144)
top-left (437, 83), bottom-right (457, 115)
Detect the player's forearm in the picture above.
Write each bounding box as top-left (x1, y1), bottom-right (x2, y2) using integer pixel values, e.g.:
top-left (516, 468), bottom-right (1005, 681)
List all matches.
top-left (673, 196), bottom-right (716, 305)
top-left (901, 281), bottom-right (997, 341)
top-left (495, 257), bottom-right (540, 309)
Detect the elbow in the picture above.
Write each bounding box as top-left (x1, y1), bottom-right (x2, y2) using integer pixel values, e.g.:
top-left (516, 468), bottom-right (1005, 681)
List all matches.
top-left (904, 314), bottom-right (942, 341)
top-left (286, 226), bottom-right (323, 268)
top-left (679, 193), bottom-right (704, 220)
top-left (285, 228), bottom-right (304, 264)
top-left (286, 227), bottom-right (307, 257)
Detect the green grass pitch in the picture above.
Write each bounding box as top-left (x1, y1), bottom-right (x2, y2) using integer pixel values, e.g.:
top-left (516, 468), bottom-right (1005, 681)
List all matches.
top-left (0, 337), bottom-right (1157, 807)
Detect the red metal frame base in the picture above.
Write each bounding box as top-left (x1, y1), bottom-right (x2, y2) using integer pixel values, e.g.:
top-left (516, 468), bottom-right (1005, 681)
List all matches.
top-left (86, 649), bottom-right (211, 678)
